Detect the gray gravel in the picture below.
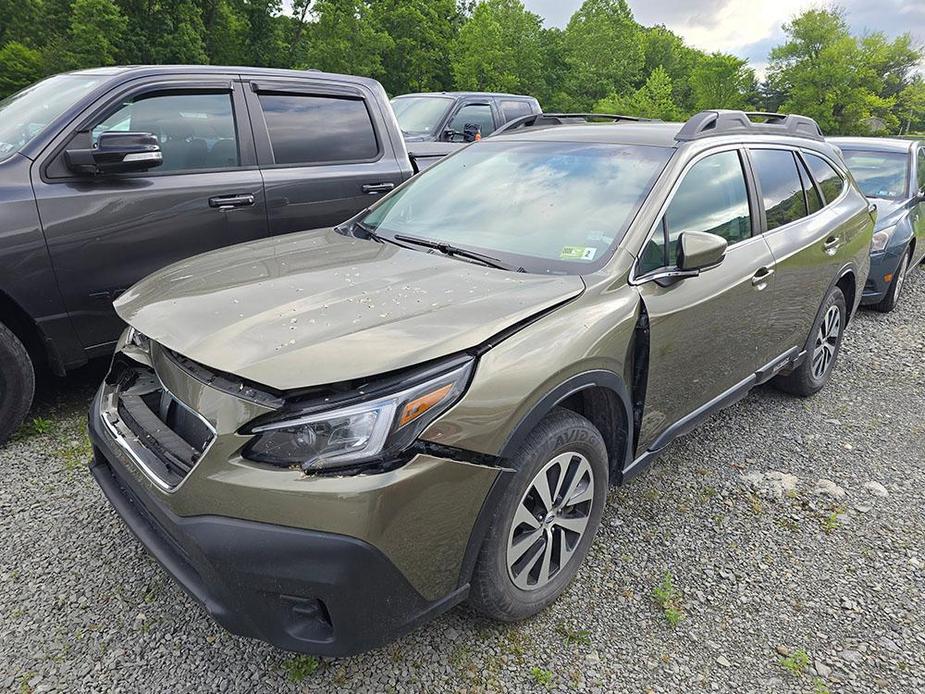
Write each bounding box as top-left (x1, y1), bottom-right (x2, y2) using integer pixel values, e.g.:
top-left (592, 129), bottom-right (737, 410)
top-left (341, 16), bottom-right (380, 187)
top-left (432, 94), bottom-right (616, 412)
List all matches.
top-left (2, 268), bottom-right (924, 693)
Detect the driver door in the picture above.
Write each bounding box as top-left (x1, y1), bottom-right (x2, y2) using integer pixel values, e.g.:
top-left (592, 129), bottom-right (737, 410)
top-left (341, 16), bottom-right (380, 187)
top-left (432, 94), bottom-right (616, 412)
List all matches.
top-left (633, 148), bottom-right (777, 453)
top-left (443, 101), bottom-right (498, 142)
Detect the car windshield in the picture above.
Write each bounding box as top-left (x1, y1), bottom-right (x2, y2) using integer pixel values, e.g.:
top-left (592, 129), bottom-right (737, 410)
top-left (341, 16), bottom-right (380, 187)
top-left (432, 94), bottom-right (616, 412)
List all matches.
top-left (390, 96), bottom-right (454, 136)
top-left (360, 141), bottom-right (672, 274)
top-left (840, 149), bottom-right (909, 200)
top-left (0, 74), bottom-right (103, 162)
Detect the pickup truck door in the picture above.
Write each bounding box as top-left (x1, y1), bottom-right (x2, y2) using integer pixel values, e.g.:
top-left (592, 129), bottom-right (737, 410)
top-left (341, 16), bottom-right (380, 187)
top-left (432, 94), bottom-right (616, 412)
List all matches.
top-left (31, 74), bottom-right (268, 351)
top-left (245, 79), bottom-right (410, 236)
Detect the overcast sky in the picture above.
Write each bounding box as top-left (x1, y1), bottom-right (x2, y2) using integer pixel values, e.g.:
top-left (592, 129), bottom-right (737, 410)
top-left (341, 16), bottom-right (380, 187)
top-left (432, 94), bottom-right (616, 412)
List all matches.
top-left (524, 0), bottom-right (925, 75)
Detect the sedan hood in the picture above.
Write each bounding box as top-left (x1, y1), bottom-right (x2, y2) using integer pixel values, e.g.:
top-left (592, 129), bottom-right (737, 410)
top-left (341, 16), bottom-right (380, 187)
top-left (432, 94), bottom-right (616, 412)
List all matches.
top-left (115, 229), bottom-right (584, 390)
top-left (869, 198), bottom-right (906, 231)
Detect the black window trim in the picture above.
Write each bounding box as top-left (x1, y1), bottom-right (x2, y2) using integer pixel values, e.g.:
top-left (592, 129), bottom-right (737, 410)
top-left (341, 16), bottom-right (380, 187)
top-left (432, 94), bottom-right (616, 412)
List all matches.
top-left (799, 148), bottom-right (848, 207)
top-left (630, 144), bottom-right (760, 282)
top-left (247, 80), bottom-right (384, 169)
top-left (39, 76), bottom-right (255, 183)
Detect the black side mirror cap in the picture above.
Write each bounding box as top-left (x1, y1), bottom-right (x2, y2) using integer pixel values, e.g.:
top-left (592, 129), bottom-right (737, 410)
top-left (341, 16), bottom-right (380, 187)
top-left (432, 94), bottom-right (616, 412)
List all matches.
top-left (66, 131), bottom-right (162, 175)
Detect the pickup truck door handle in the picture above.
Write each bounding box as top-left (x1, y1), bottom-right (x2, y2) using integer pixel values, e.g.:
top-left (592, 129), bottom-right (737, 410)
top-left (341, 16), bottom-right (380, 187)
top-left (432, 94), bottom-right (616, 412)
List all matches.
top-left (823, 236), bottom-right (843, 255)
top-left (209, 194), bottom-right (255, 210)
top-left (362, 183), bottom-right (395, 195)
top-left (751, 266), bottom-right (774, 289)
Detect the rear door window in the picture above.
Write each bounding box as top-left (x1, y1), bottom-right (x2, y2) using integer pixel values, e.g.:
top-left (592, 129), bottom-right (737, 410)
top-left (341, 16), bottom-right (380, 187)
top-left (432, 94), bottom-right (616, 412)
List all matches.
top-left (797, 157), bottom-right (823, 214)
top-left (639, 149), bottom-right (752, 273)
top-left (803, 153), bottom-right (845, 204)
top-left (750, 149), bottom-right (808, 230)
top-left (258, 93), bottom-right (379, 165)
top-left (499, 99), bottom-right (533, 122)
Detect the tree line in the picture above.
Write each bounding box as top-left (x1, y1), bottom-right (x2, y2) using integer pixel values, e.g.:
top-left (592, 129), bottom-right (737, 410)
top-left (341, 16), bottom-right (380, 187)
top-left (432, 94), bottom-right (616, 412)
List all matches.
top-left (1, 0), bottom-right (923, 135)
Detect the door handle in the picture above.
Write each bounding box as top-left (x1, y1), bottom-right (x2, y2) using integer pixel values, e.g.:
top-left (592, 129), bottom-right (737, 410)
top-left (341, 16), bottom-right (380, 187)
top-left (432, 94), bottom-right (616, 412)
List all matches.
top-left (823, 236), bottom-right (842, 255)
top-left (362, 183), bottom-right (395, 195)
top-left (751, 266), bottom-right (774, 289)
top-left (209, 194), bottom-right (255, 210)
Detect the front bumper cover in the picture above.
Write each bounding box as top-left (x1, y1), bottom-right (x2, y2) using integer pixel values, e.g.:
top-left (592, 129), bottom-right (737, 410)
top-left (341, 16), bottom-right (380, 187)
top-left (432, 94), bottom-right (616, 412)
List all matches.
top-left (89, 393), bottom-right (474, 656)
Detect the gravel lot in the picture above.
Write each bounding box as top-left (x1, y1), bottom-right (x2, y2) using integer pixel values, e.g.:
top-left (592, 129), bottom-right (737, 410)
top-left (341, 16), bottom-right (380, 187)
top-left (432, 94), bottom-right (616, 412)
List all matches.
top-left (2, 268), bottom-right (924, 694)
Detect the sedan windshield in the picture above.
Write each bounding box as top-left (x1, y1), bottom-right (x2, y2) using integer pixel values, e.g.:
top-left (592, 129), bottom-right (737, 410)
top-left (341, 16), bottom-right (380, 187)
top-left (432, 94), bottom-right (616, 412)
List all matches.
top-left (390, 96), bottom-right (454, 136)
top-left (840, 149), bottom-right (909, 200)
top-left (360, 141), bottom-right (672, 274)
top-left (0, 74), bottom-right (102, 162)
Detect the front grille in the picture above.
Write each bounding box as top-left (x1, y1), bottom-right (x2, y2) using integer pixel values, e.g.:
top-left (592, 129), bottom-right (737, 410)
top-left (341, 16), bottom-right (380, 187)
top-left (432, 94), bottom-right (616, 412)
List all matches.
top-left (108, 359), bottom-right (215, 488)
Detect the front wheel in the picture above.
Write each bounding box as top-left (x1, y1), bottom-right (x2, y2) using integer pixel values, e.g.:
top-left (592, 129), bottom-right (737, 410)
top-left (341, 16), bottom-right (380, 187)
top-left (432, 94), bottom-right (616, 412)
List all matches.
top-left (773, 286), bottom-right (846, 397)
top-left (0, 321), bottom-right (36, 446)
top-left (468, 407), bottom-right (608, 621)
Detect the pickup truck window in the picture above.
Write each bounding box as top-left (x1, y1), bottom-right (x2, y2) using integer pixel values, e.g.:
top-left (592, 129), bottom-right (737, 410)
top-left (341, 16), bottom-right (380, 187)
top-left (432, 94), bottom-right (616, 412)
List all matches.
top-left (91, 92), bottom-right (239, 172)
top-left (447, 104), bottom-right (495, 138)
top-left (0, 74), bottom-right (101, 162)
top-left (258, 94), bottom-right (378, 165)
top-left (500, 100), bottom-right (533, 122)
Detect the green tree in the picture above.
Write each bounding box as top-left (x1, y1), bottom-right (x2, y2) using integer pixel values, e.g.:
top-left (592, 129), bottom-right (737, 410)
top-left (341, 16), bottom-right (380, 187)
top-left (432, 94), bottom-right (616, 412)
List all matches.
top-left (60, 0), bottom-right (129, 69)
top-left (370, 0), bottom-right (460, 94)
top-left (450, 0), bottom-right (546, 95)
top-left (0, 42), bottom-right (45, 98)
top-left (299, 0), bottom-right (391, 78)
top-left (562, 0), bottom-right (643, 110)
top-left (595, 66), bottom-right (681, 120)
top-left (690, 52), bottom-right (755, 112)
top-left (896, 78), bottom-right (925, 134)
top-left (641, 25), bottom-right (700, 110)
top-left (0, 0), bottom-right (44, 47)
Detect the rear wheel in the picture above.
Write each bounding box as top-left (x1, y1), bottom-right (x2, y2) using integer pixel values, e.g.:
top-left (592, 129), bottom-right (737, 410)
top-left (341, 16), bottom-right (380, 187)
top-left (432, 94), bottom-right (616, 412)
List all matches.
top-left (874, 249), bottom-right (910, 313)
top-left (469, 407), bottom-right (608, 621)
top-left (0, 321), bottom-right (35, 446)
top-left (773, 286), bottom-right (846, 397)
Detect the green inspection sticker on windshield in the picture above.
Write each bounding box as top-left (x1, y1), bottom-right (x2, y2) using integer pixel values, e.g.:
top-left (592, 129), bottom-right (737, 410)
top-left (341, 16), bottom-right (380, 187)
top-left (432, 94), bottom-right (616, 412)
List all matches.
top-left (560, 246), bottom-right (597, 261)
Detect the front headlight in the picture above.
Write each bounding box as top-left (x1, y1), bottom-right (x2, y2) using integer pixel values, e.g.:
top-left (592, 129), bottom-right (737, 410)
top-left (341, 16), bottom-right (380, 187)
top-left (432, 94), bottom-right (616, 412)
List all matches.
top-left (243, 360), bottom-right (473, 472)
top-left (871, 225), bottom-right (896, 253)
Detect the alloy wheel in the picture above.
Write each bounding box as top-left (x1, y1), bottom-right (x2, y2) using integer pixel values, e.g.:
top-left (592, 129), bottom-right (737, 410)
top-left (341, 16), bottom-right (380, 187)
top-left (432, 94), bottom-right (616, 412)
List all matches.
top-left (506, 452), bottom-right (595, 591)
top-left (811, 304), bottom-right (841, 380)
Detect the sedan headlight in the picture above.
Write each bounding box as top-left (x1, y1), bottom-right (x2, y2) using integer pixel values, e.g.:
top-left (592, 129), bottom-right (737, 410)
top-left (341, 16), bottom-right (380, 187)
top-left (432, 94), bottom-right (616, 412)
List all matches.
top-left (871, 225), bottom-right (896, 253)
top-left (243, 360), bottom-right (473, 472)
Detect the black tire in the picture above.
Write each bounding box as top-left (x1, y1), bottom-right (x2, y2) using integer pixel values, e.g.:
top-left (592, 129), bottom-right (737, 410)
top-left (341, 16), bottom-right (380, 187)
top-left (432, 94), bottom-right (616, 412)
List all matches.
top-left (468, 407), bottom-right (608, 621)
top-left (873, 248), bottom-right (910, 313)
top-left (773, 286), bottom-right (847, 398)
top-left (0, 321), bottom-right (35, 446)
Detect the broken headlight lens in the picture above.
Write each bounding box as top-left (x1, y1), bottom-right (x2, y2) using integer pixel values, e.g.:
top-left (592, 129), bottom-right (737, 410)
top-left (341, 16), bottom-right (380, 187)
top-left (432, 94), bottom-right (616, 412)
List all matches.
top-left (244, 361), bottom-right (472, 471)
top-left (870, 225), bottom-right (895, 253)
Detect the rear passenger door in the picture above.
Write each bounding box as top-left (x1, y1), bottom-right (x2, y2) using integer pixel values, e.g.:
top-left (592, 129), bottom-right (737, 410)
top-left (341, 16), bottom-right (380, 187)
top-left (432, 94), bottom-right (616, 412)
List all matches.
top-left (750, 148), bottom-right (858, 352)
top-left (444, 100), bottom-right (498, 141)
top-left (246, 79), bottom-right (407, 235)
top-left (32, 75), bottom-right (267, 349)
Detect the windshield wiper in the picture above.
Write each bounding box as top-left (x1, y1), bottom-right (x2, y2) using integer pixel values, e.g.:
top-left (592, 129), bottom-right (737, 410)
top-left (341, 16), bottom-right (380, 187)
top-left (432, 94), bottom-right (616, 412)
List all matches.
top-left (393, 234), bottom-right (524, 272)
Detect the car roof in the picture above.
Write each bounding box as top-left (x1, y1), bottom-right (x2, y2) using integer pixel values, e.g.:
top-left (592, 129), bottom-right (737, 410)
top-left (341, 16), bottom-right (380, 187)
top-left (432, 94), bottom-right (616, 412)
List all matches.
top-left (66, 64), bottom-right (385, 89)
top-left (394, 92), bottom-right (537, 100)
top-left (495, 122), bottom-right (686, 148)
top-left (828, 136), bottom-right (917, 153)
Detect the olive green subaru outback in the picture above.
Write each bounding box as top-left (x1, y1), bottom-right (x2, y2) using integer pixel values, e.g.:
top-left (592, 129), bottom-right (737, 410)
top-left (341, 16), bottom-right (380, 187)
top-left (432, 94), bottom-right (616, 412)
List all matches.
top-left (89, 110), bottom-right (873, 656)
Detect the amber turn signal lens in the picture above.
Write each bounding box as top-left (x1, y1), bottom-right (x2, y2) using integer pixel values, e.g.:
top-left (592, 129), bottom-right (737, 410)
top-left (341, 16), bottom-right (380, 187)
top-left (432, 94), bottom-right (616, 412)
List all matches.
top-left (399, 384), bottom-right (454, 428)
top-left (883, 273), bottom-right (893, 283)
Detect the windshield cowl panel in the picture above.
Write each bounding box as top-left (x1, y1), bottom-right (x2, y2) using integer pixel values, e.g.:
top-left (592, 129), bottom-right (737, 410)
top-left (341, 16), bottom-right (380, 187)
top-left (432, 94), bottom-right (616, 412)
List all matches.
top-left (359, 140), bottom-right (672, 276)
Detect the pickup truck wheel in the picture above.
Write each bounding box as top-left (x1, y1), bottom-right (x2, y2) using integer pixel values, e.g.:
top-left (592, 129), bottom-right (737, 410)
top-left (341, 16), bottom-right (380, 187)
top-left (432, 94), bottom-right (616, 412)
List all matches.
top-left (0, 322), bottom-right (35, 446)
top-left (468, 407), bottom-right (608, 621)
top-left (773, 286), bottom-right (846, 398)
top-left (873, 249), bottom-right (910, 314)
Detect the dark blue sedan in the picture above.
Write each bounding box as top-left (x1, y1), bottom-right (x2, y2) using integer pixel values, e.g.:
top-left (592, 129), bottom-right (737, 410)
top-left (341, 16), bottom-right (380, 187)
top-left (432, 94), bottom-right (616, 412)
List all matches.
top-left (830, 137), bottom-right (925, 312)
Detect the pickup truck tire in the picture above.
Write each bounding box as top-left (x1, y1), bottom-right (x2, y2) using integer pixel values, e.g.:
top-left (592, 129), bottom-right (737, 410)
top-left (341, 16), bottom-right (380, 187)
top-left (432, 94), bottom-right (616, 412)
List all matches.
top-left (468, 407), bottom-right (608, 622)
top-left (0, 322), bottom-right (35, 446)
top-left (774, 286), bottom-right (846, 398)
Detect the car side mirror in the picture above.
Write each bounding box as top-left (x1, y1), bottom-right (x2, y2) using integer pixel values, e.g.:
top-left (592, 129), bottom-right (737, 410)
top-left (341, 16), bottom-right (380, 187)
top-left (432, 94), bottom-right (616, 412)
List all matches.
top-left (462, 123), bottom-right (482, 143)
top-left (65, 131), bottom-right (162, 175)
top-left (442, 128), bottom-right (459, 142)
top-left (677, 231), bottom-right (727, 272)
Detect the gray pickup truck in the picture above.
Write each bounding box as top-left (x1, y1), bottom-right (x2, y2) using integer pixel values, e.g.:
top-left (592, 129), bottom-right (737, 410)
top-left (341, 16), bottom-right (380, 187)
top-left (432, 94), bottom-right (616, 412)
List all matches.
top-left (0, 65), bottom-right (441, 444)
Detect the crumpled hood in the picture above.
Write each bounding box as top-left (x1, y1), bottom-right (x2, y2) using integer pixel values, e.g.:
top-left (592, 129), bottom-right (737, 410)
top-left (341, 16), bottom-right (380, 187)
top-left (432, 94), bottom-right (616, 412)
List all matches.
top-left (869, 198), bottom-right (906, 232)
top-left (115, 228), bottom-right (584, 390)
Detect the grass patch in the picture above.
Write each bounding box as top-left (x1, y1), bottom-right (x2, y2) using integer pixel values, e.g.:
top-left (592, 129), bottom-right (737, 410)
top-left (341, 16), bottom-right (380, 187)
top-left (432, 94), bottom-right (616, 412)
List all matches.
top-left (652, 571), bottom-right (684, 626)
top-left (56, 430), bottom-right (93, 472)
top-left (556, 623), bottom-right (592, 646)
top-left (813, 678), bottom-right (832, 694)
top-left (780, 648), bottom-right (810, 676)
top-left (281, 655), bottom-right (320, 682)
top-left (529, 667), bottom-right (553, 686)
top-left (13, 417), bottom-right (55, 440)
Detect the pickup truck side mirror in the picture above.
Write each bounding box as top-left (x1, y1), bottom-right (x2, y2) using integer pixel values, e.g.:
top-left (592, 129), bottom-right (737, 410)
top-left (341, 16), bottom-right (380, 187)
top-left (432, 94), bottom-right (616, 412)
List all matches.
top-left (65, 131), bottom-right (162, 175)
top-left (677, 230), bottom-right (728, 272)
top-left (462, 123), bottom-right (482, 143)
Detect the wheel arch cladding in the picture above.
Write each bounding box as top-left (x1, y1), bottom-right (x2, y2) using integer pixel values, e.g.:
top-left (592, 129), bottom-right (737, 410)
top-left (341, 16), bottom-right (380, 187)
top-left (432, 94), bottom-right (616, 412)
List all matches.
top-left (499, 371), bottom-right (633, 484)
top-left (835, 270), bottom-right (856, 323)
top-left (0, 289), bottom-right (46, 367)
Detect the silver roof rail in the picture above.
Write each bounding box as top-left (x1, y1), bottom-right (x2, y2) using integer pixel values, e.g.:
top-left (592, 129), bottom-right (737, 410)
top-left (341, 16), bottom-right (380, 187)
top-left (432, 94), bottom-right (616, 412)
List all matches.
top-left (675, 110), bottom-right (824, 142)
